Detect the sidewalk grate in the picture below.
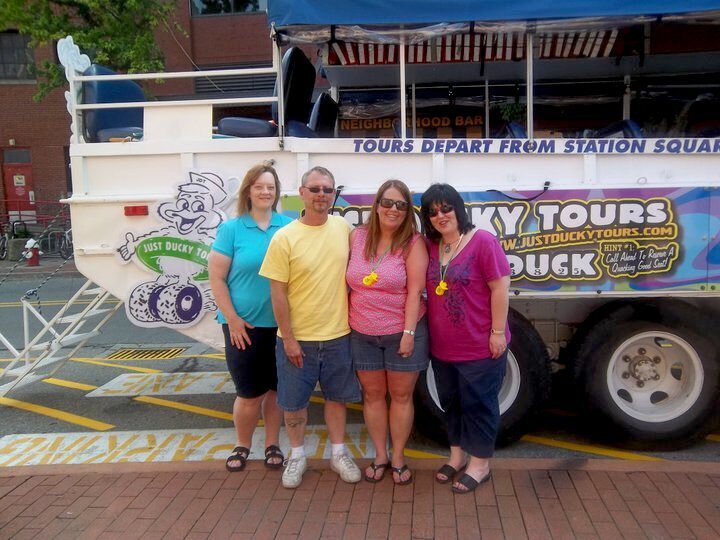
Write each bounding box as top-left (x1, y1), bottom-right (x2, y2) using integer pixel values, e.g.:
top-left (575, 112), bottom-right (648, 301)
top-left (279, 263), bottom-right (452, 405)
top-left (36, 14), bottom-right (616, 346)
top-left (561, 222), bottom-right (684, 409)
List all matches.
top-left (106, 348), bottom-right (186, 360)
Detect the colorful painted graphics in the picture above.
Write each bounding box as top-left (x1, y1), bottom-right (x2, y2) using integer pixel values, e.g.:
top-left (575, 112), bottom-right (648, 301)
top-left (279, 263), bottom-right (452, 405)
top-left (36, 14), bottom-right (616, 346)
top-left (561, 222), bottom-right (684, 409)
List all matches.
top-left (333, 186), bottom-right (719, 293)
top-left (117, 171), bottom-right (239, 328)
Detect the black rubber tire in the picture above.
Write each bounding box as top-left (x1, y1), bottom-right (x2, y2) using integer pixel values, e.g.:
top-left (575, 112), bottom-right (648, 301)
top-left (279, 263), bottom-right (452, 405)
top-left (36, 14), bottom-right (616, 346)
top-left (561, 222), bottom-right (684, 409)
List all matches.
top-left (574, 300), bottom-right (720, 450)
top-left (0, 236), bottom-right (7, 260)
top-left (58, 236), bottom-right (73, 260)
top-left (413, 309), bottom-right (551, 447)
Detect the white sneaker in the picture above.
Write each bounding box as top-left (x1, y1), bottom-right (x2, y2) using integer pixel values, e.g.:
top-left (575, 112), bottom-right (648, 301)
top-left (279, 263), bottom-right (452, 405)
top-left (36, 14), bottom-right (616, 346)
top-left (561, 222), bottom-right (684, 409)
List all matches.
top-left (330, 453), bottom-right (361, 483)
top-left (282, 456), bottom-right (307, 489)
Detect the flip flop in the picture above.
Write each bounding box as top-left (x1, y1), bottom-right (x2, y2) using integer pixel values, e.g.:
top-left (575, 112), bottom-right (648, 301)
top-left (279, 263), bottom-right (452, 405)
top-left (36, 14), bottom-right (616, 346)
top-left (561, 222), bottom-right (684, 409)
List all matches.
top-left (392, 464), bottom-right (413, 486)
top-left (435, 463), bottom-right (466, 484)
top-left (226, 446), bottom-right (250, 472)
top-left (451, 471), bottom-right (492, 494)
top-left (264, 445), bottom-right (284, 470)
top-left (364, 462), bottom-right (390, 483)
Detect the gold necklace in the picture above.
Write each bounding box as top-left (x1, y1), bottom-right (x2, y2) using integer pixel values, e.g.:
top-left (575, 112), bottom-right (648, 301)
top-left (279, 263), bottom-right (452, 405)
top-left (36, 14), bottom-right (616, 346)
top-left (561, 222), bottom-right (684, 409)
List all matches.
top-left (436, 233), bottom-right (464, 296)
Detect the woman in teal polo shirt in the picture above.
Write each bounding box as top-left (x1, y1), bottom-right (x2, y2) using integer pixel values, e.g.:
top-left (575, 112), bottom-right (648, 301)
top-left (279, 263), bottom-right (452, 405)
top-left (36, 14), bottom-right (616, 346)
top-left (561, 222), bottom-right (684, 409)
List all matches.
top-left (209, 163), bottom-right (293, 472)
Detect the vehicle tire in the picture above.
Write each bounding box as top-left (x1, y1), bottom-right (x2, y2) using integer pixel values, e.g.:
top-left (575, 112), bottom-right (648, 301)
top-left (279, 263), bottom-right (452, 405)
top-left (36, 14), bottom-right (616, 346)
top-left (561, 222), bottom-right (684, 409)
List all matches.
top-left (0, 236), bottom-right (7, 260)
top-left (58, 235), bottom-right (73, 260)
top-left (413, 309), bottom-right (551, 447)
top-left (575, 300), bottom-right (720, 449)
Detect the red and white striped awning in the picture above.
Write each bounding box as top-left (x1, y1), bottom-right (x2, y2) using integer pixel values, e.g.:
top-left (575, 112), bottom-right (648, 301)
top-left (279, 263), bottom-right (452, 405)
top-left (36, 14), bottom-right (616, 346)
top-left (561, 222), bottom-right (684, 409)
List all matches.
top-left (325, 30), bottom-right (621, 65)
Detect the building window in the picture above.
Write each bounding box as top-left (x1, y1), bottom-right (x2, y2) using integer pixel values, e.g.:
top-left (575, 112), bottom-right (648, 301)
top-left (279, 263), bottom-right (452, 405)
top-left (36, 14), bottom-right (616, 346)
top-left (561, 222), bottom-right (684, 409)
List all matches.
top-left (0, 31), bottom-right (34, 81)
top-left (190, 0), bottom-right (266, 16)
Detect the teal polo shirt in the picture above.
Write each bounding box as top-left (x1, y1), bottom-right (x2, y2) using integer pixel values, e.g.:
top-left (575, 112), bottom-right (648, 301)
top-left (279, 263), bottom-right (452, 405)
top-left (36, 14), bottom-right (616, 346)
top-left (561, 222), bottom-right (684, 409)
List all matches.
top-left (211, 212), bottom-right (293, 327)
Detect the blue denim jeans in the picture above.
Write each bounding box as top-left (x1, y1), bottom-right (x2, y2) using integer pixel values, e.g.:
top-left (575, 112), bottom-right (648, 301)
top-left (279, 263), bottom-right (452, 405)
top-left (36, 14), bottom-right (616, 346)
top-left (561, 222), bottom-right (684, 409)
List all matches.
top-left (276, 334), bottom-right (361, 411)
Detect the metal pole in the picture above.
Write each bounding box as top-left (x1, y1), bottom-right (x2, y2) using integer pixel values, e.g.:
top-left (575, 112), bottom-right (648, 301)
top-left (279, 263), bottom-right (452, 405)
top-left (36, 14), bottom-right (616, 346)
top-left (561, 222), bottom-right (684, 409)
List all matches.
top-left (485, 80), bottom-right (490, 138)
top-left (272, 24), bottom-right (285, 148)
top-left (400, 36), bottom-right (407, 139)
top-left (525, 32), bottom-right (534, 140)
top-left (412, 83), bottom-right (417, 138)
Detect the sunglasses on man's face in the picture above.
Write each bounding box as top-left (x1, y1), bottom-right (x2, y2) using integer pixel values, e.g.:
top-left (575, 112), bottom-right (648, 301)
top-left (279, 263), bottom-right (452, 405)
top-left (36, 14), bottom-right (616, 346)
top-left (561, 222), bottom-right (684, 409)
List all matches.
top-left (379, 198), bottom-right (410, 211)
top-left (428, 204), bottom-right (455, 218)
top-left (304, 186), bottom-right (335, 194)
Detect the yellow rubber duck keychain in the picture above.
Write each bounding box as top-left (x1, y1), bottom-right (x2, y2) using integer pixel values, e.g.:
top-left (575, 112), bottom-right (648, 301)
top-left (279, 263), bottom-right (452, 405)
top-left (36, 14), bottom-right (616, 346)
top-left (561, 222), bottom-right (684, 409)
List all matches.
top-left (363, 246), bottom-right (391, 286)
top-left (436, 234), bottom-right (464, 296)
top-left (435, 280), bottom-right (449, 296)
top-left (363, 272), bottom-right (379, 286)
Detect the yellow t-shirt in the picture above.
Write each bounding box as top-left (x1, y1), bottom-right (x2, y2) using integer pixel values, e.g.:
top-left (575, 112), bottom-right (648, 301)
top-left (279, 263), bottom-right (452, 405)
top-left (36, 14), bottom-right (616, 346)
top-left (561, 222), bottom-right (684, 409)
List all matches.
top-left (259, 215), bottom-right (351, 341)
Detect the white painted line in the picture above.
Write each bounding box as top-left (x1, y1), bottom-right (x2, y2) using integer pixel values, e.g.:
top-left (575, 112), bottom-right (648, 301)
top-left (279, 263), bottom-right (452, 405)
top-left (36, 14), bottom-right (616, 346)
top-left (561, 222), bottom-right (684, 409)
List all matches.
top-left (86, 372), bottom-right (234, 397)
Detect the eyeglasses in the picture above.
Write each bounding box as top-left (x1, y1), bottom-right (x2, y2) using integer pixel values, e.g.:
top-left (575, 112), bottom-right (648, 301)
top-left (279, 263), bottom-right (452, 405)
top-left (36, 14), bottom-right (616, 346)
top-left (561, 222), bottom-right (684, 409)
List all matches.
top-left (428, 204), bottom-right (455, 218)
top-left (379, 198), bottom-right (410, 211)
top-left (304, 186), bottom-right (335, 194)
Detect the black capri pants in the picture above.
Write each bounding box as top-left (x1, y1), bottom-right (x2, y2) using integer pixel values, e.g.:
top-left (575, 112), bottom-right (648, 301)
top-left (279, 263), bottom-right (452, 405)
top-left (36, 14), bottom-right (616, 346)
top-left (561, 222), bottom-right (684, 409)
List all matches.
top-left (222, 325), bottom-right (279, 398)
top-left (431, 351), bottom-right (507, 458)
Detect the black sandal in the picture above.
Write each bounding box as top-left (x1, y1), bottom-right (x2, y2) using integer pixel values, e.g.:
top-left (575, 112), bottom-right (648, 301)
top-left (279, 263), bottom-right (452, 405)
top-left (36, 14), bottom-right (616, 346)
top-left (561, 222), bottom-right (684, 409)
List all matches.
top-left (364, 462), bottom-right (389, 483)
top-left (451, 472), bottom-right (491, 494)
top-left (264, 445), bottom-right (284, 470)
top-left (226, 446), bottom-right (250, 472)
top-left (435, 463), bottom-right (466, 484)
top-left (392, 464), bottom-right (413, 486)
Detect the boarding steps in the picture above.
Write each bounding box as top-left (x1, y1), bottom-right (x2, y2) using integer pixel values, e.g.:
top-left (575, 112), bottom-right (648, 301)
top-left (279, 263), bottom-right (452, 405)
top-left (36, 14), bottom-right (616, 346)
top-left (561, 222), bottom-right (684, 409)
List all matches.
top-left (0, 280), bottom-right (122, 397)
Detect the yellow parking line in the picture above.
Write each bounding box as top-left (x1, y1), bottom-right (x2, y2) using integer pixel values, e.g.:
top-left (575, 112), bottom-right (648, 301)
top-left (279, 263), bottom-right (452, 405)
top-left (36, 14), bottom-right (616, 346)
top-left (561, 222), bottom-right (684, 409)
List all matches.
top-left (193, 353), bottom-right (226, 360)
top-left (707, 434), bottom-right (720, 442)
top-left (134, 396), bottom-right (234, 421)
top-left (310, 395), bottom-right (363, 412)
top-left (70, 358), bottom-right (161, 374)
top-left (405, 448), bottom-right (445, 459)
top-left (0, 397), bottom-right (114, 431)
top-left (521, 434), bottom-right (664, 461)
top-left (43, 378), bottom-right (97, 391)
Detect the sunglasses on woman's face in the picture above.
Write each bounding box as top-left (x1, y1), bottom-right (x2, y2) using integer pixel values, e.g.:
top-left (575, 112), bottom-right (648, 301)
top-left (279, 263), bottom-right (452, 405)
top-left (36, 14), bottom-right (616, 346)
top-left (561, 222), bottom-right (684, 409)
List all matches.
top-left (304, 186), bottom-right (335, 194)
top-left (428, 204), bottom-right (455, 217)
top-left (379, 198), bottom-right (409, 211)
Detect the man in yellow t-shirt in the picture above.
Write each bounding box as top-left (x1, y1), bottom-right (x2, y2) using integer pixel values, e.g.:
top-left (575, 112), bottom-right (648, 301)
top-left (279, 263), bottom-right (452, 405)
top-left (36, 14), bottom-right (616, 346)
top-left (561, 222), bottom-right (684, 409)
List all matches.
top-left (260, 166), bottom-right (361, 489)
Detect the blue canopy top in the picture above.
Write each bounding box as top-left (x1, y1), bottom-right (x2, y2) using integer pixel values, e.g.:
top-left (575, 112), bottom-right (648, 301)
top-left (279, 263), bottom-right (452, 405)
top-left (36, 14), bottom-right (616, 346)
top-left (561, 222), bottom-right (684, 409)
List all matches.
top-left (268, 0), bottom-right (720, 27)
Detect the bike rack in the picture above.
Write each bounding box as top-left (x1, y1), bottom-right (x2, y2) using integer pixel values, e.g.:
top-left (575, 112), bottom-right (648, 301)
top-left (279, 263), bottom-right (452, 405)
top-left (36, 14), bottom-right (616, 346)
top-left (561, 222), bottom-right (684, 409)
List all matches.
top-left (0, 280), bottom-right (122, 397)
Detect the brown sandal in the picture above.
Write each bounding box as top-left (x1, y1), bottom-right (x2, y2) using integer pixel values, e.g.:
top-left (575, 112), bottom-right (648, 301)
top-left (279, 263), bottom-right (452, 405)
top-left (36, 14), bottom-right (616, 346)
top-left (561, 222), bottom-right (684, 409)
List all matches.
top-left (392, 464), bottom-right (413, 486)
top-left (364, 462), bottom-right (390, 483)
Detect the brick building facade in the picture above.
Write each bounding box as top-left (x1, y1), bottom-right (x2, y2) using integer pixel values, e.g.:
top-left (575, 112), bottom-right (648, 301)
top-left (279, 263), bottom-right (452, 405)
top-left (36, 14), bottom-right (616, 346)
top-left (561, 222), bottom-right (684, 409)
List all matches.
top-left (0, 1), bottom-right (275, 219)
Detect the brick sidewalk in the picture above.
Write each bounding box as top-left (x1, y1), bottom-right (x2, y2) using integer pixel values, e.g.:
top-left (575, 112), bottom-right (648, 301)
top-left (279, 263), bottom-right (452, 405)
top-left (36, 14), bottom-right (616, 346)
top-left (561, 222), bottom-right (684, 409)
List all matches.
top-left (1, 458), bottom-right (719, 539)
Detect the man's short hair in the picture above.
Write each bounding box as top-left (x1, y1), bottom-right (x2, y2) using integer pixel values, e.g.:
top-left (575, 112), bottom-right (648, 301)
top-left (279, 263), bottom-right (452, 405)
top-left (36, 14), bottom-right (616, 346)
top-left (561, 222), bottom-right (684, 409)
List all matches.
top-left (301, 166), bottom-right (335, 187)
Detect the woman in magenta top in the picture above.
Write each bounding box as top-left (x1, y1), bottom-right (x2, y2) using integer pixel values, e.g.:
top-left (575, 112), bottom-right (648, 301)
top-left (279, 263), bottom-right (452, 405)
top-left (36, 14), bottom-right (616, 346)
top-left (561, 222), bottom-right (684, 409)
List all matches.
top-left (420, 183), bottom-right (511, 494)
top-left (347, 179), bottom-right (429, 485)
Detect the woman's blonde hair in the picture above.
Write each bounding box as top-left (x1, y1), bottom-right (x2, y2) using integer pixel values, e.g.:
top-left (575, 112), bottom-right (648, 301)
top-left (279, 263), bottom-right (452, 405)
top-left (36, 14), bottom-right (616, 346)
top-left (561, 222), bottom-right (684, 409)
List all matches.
top-left (237, 163), bottom-right (281, 215)
top-left (364, 179), bottom-right (417, 260)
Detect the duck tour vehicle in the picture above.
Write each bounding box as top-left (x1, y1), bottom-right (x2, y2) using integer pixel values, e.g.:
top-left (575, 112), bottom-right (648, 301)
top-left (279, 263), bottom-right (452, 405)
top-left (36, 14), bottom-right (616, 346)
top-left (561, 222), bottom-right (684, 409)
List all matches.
top-left (5, 0), bottom-right (720, 450)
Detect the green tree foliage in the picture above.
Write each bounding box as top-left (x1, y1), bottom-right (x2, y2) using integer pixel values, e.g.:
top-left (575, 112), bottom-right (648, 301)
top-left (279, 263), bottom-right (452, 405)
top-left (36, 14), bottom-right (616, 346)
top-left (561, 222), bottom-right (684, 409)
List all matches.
top-left (0, 0), bottom-right (178, 100)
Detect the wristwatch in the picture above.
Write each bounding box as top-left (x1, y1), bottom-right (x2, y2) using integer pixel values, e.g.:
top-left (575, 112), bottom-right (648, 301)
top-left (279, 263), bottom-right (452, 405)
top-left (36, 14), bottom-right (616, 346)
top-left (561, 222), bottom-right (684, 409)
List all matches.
top-left (403, 329), bottom-right (415, 336)
top-left (490, 328), bottom-right (504, 335)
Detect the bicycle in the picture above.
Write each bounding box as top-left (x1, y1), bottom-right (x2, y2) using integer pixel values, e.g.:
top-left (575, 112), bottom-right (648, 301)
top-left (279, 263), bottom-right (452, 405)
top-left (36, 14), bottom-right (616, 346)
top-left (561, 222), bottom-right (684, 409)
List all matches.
top-left (0, 221), bottom-right (31, 261)
top-left (58, 228), bottom-right (73, 260)
top-left (0, 223), bottom-right (7, 260)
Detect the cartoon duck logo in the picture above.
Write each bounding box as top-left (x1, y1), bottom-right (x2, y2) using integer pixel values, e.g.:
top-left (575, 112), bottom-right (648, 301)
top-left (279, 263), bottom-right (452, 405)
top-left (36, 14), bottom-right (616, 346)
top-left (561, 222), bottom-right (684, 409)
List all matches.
top-left (118, 171), bottom-right (239, 328)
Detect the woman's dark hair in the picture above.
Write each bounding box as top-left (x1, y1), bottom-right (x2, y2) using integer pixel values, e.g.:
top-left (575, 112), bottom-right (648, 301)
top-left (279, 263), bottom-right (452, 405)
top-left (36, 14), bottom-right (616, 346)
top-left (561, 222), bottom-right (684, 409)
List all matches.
top-left (420, 183), bottom-right (474, 241)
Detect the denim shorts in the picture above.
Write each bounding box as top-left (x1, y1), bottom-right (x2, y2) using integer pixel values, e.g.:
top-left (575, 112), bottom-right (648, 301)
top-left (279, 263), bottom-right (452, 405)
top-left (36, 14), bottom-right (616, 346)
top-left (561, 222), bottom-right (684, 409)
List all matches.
top-left (276, 334), bottom-right (362, 411)
top-left (352, 316), bottom-right (429, 372)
